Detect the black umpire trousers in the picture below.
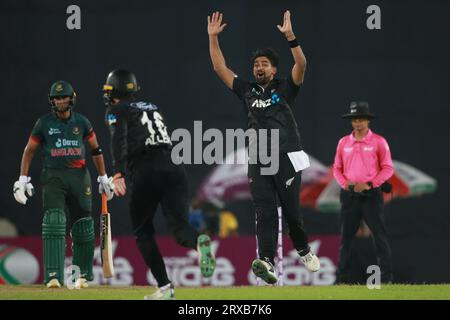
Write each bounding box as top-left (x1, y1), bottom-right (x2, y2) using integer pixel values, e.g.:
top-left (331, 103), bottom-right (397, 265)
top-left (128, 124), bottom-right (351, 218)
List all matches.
top-left (248, 153), bottom-right (310, 264)
top-left (336, 188), bottom-right (393, 283)
top-left (129, 148), bottom-right (198, 287)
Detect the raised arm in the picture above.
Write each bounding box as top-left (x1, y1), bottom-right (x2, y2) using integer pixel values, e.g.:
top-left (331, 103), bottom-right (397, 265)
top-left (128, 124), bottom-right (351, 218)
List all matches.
top-left (208, 11), bottom-right (236, 90)
top-left (277, 10), bottom-right (307, 86)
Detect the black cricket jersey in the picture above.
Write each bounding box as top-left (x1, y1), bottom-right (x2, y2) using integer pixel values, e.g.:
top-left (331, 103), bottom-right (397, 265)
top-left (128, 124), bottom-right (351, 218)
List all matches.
top-left (105, 100), bottom-right (172, 175)
top-left (232, 75), bottom-right (303, 154)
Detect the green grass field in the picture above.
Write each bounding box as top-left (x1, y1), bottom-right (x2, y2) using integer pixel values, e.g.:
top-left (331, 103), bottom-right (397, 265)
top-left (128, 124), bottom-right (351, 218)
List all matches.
top-left (1, 284), bottom-right (450, 300)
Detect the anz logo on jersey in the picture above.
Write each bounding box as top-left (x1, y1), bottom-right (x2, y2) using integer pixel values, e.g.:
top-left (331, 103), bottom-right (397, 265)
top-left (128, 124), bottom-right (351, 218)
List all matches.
top-left (251, 92), bottom-right (281, 109)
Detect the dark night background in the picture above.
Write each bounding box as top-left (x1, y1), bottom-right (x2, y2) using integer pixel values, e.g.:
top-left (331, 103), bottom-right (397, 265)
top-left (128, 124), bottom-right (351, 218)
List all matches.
top-left (0, 0), bottom-right (449, 283)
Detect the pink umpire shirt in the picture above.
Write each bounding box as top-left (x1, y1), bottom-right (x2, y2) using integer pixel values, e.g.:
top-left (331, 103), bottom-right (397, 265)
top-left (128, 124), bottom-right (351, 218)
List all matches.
top-left (333, 129), bottom-right (394, 189)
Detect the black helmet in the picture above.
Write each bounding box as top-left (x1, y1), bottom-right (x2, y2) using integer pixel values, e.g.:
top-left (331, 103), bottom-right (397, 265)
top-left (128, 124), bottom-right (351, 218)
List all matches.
top-left (48, 80), bottom-right (76, 111)
top-left (103, 69), bottom-right (140, 105)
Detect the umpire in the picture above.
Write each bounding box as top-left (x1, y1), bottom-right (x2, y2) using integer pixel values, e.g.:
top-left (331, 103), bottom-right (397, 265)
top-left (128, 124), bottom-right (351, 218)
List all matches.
top-left (102, 69), bottom-right (215, 300)
top-left (333, 102), bottom-right (394, 284)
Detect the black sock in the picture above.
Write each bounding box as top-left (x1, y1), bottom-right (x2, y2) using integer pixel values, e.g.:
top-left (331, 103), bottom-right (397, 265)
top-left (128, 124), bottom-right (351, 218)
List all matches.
top-left (298, 248), bottom-right (311, 256)
top-left (263, 257), bottom-right (275, 265)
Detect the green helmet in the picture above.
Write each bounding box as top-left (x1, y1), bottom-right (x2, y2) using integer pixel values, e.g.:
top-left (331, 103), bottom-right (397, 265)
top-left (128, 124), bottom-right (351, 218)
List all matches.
top-left (48, 80), bottom-right (76, 110)
top-left (103, 69), bottom-right (140, 106)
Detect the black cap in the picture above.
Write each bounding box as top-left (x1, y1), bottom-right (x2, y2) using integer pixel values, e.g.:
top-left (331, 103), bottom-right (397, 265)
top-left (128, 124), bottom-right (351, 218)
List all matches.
top-left (341, 101), bottom-right (375, 119)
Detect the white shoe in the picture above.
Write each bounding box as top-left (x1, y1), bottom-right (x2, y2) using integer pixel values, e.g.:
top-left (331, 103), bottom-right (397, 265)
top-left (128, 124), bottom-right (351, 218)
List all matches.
top-left (300, 251), bottom-right (321, 272)
top-left (144, 283), bottom-right (175, 300)
top-left (46, 279), bottom-right (61, 288)
top-left (75, 278), bottom-right (89, 289)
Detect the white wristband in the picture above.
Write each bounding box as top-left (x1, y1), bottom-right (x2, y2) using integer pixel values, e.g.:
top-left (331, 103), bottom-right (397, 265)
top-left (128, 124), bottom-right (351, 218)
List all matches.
top-left (98, 175), bottom-right (108, 183)
top-left (19, 176), bottom-right (30, 184)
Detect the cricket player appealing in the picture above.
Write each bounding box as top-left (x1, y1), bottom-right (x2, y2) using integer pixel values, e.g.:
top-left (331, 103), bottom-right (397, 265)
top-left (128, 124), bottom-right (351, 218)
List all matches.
top-left (14, 81), bottom-right (115, 288)
top-left (208, 10), bottom-right (320, 285)
top-left (102, 69), bottom-right (216, 300)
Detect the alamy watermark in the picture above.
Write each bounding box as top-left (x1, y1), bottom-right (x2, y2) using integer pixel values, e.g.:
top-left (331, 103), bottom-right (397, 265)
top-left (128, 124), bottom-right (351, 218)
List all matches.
top-left (66, 5), bottom-right (81, 30)
top-left (66, 5), bottom-right (380, 31)
top-left (170, 121), bottom-right (280, 175)
top-left (366, 5), bottom-right (381, 30)
top-left (66, 265), bottom-right (81, 289)
top-left (366, 265), bottom-right (381, 289)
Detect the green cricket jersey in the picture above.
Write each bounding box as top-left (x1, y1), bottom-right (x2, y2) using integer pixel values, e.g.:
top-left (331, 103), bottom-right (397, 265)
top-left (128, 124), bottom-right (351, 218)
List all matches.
top-left (30, 112), bottom-right (95, 169)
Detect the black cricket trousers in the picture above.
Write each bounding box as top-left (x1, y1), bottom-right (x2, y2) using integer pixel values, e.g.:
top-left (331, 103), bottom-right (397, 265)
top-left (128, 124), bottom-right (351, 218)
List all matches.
top-left (248, 153), bottom-right (310, 264)
top-left (336, 188), bottom-right (393, 283)
top-left (129, 148), bottom-right (198, 287)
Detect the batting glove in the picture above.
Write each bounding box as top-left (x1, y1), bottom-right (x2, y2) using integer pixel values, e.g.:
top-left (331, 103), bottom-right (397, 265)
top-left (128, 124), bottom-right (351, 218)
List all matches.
top-left (98, 175), bottom-right (115, 201)
top-left (13, 176), bottom-right (35, 205)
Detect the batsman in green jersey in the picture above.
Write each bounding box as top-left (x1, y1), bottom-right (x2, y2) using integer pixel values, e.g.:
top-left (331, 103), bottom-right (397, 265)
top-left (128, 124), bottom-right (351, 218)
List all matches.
top-left (14, 81), bottom-right (115, 288)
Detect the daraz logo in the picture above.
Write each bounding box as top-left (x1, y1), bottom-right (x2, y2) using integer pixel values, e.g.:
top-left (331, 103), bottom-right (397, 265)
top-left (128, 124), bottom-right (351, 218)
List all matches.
top-left (55, 138), bottom-right (79, 148)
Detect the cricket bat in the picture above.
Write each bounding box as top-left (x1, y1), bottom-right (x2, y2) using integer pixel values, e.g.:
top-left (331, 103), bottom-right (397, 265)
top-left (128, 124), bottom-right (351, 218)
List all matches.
top-left (100, 193), bottom-right (114, 278)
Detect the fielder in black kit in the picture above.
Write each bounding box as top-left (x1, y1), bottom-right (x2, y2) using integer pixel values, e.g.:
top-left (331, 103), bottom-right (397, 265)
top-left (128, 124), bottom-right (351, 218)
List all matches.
top-left (208, 10), bottom-right (320, 284)
top-left (102, 69), bottom-right (215, 299)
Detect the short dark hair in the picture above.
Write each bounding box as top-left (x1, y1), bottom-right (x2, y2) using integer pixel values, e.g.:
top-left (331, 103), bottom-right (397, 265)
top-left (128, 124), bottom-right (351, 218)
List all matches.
top-left (251, 48), bottom-right (279, 68)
